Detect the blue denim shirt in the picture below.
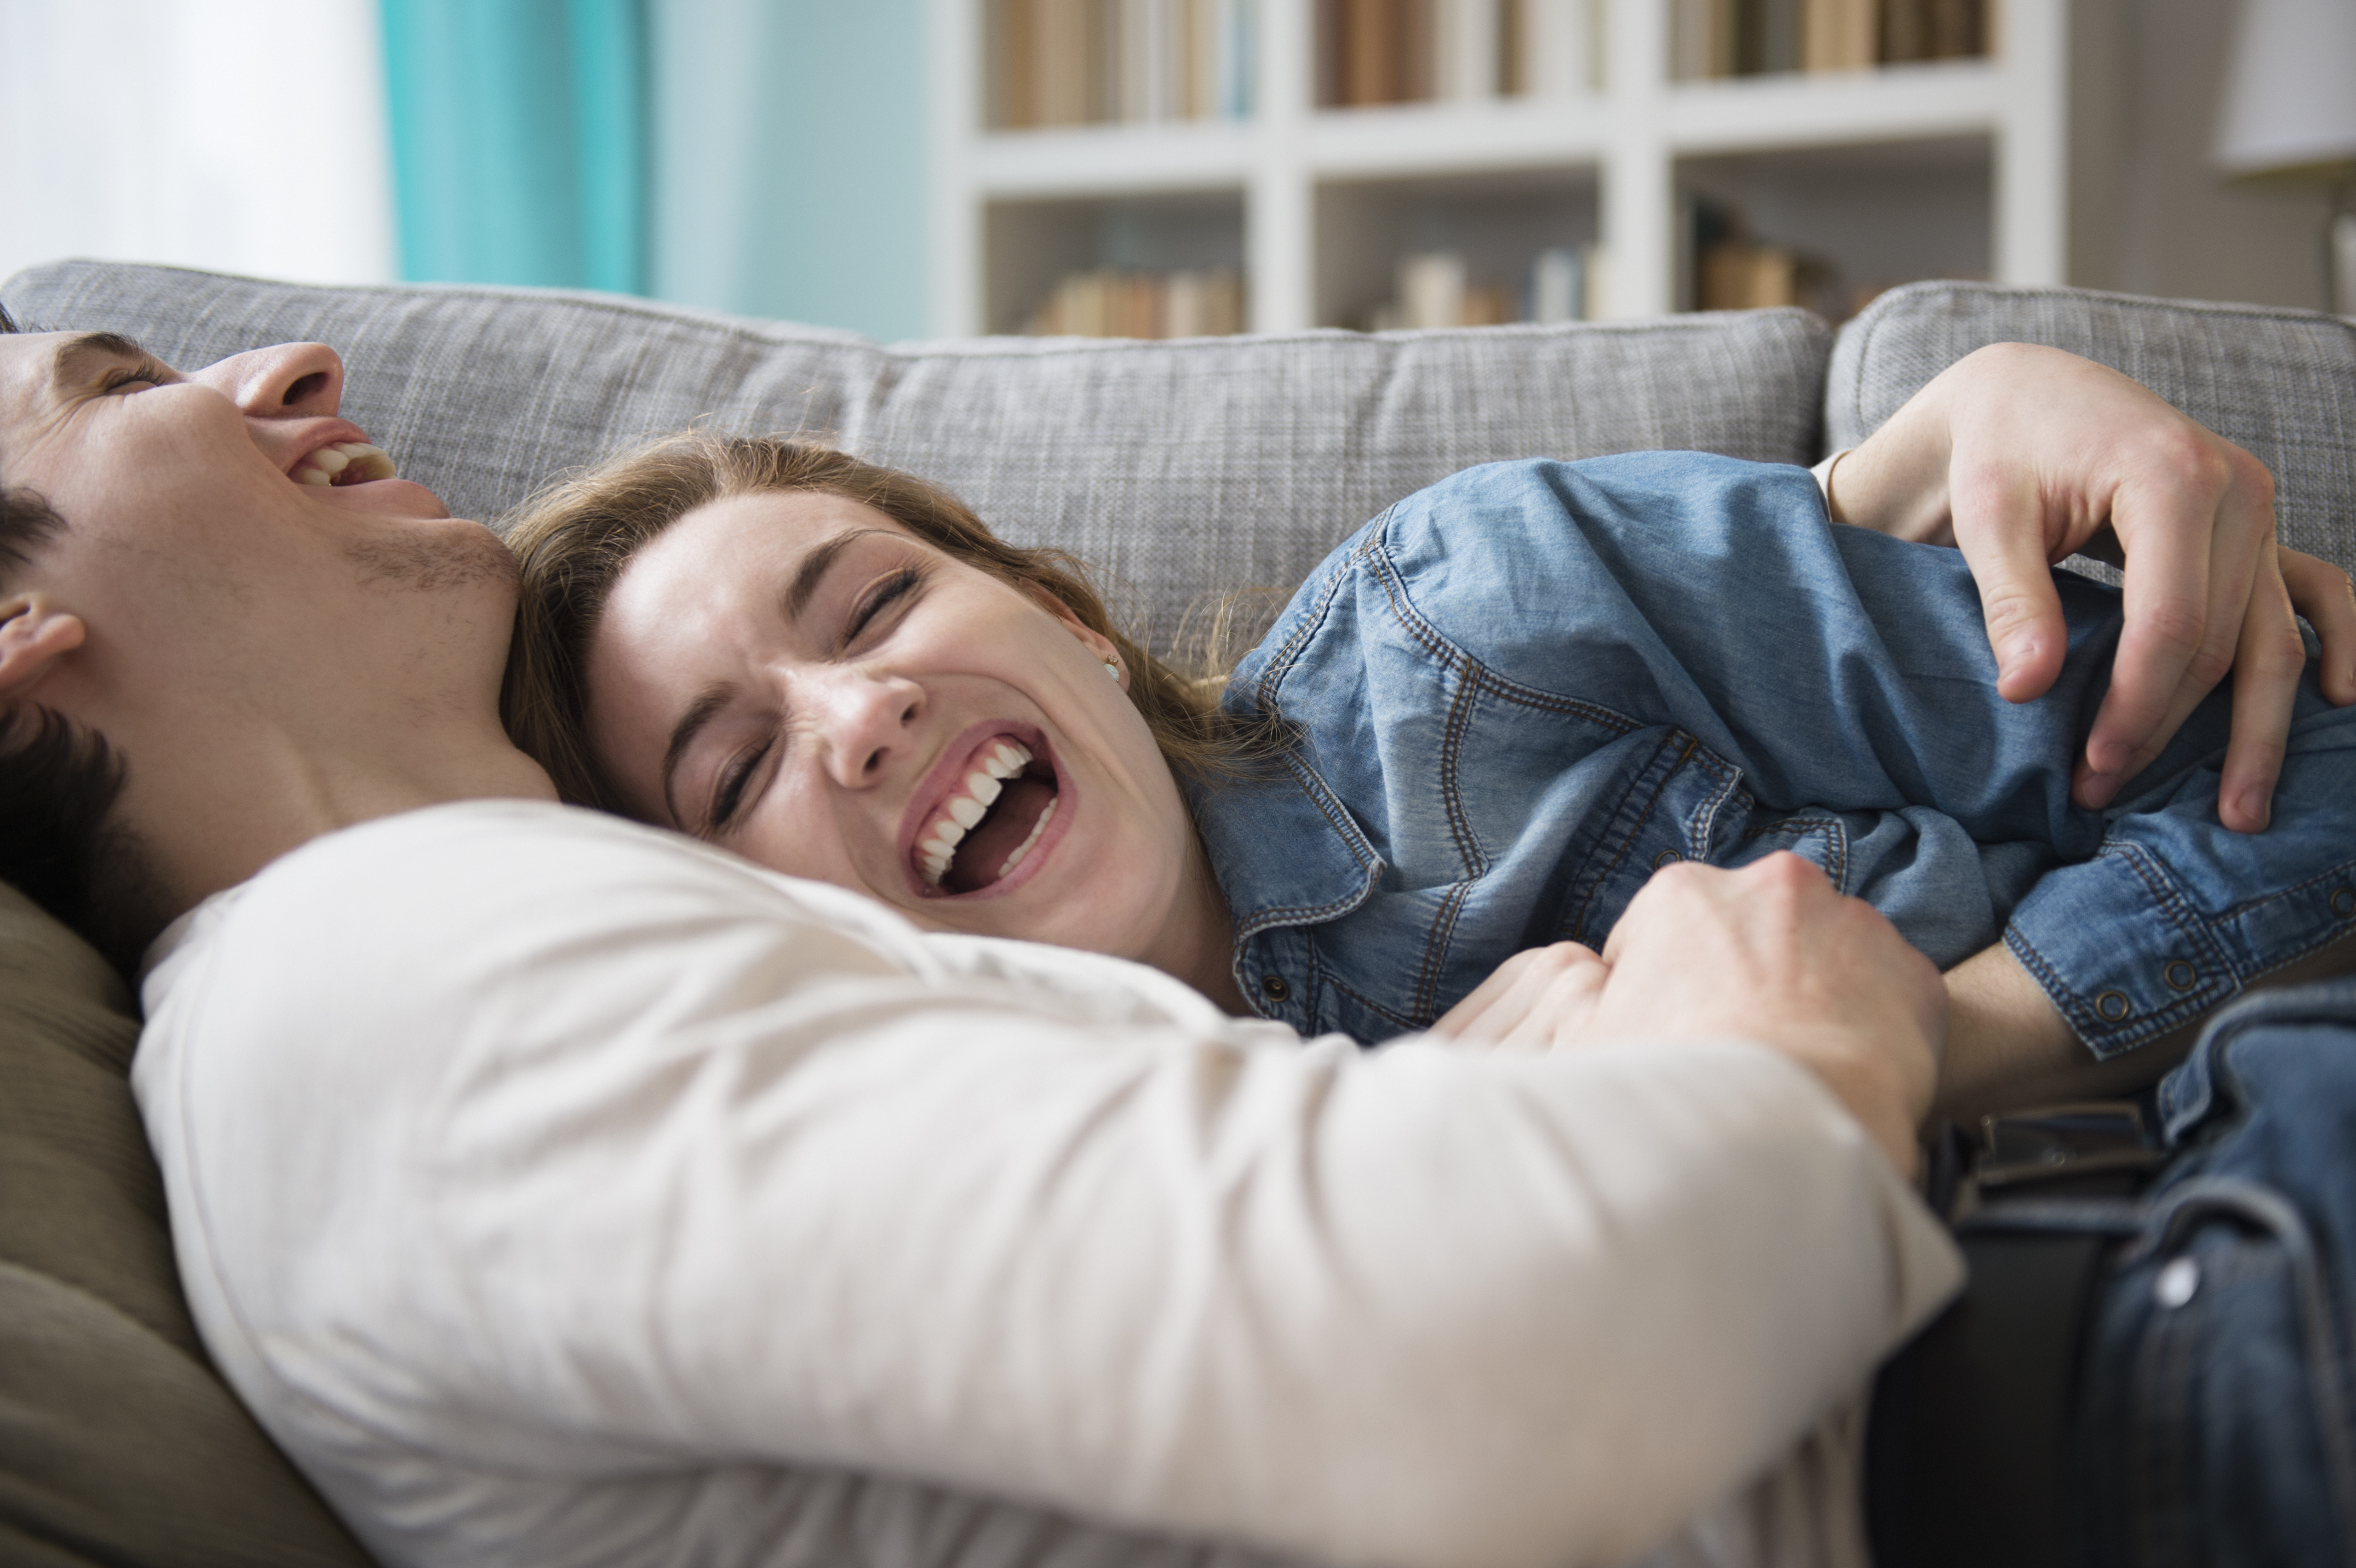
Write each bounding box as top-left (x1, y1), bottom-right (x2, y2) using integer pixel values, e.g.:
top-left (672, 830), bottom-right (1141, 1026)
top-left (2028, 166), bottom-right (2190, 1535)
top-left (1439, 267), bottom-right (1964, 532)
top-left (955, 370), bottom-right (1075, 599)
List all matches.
top-left (1191, 454), bottom-right (2356, 1055)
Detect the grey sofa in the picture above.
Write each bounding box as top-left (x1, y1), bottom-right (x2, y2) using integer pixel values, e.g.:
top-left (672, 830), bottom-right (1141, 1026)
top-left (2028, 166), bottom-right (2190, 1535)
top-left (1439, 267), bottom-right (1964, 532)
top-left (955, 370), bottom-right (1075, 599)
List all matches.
top-left (1, 258), bottom-right (2350, 1566)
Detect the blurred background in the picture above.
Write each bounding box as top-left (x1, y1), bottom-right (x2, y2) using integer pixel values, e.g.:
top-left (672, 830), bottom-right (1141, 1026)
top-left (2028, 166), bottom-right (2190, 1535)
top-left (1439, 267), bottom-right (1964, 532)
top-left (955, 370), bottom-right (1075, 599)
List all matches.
top-left (0, 0), bottom-right (2347, 344)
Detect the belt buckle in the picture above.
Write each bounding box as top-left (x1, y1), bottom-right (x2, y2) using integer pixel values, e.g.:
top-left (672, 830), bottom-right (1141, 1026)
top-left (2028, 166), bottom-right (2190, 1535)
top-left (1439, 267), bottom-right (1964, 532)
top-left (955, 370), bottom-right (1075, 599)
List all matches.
top-left (1928, 1101), bottom-right (2168, 1222)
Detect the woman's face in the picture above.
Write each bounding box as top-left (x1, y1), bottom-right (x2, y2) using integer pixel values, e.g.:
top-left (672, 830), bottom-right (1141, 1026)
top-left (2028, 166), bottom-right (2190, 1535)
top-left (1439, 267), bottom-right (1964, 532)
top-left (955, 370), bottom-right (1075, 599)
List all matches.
top-left (583, 489), bottom-right (1204, 961)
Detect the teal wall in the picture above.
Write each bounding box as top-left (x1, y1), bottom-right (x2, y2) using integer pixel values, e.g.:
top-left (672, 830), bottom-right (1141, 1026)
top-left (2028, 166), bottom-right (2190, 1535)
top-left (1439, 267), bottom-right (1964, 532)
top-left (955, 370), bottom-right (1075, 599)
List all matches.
top-left (650, 0), bottom-right (930, 341)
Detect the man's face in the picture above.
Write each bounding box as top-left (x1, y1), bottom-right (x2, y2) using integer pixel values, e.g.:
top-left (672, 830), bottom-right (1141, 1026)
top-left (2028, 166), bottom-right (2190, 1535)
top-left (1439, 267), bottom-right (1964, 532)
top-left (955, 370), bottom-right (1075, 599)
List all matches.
top-left (0, 329), bottom-right (468, 566)
top-left (0, 331), bottom-right (515, 735)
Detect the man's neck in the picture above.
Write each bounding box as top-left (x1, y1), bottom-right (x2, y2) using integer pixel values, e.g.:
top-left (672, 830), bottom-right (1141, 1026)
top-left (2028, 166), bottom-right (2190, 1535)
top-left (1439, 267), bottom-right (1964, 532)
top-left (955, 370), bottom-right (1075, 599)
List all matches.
top-left (131, 719), bottom-right (559, 924)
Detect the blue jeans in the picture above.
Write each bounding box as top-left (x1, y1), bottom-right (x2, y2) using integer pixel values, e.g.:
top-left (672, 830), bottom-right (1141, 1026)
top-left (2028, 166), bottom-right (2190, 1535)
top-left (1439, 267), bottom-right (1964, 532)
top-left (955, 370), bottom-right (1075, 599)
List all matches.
top-left (2071, 980), bottom-right (2356, 1565)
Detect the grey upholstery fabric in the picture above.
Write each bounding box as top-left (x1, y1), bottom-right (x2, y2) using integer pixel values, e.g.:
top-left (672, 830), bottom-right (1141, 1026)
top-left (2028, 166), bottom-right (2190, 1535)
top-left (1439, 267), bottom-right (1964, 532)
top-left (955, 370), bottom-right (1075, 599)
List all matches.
top-left (1828, 280), bottom-right (2356, 573)
top-left (3, 260), bottom-right (1829, 652)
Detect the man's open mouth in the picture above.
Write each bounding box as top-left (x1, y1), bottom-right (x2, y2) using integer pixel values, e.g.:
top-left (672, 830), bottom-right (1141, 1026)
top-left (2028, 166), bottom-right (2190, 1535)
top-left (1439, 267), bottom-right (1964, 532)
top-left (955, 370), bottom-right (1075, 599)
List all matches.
top-left (293, 441), bottom-right (397, 487)
top-left (913, 737), bottom-right (1060, 894)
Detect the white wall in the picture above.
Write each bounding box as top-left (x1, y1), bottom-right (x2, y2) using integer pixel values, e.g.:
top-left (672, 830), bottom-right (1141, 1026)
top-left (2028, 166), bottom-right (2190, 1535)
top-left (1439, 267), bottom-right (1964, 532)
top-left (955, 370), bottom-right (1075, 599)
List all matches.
top-left (0, 0), bottom-right (396, 293)
top-left (2075, 0), bottom-right (2340, 311)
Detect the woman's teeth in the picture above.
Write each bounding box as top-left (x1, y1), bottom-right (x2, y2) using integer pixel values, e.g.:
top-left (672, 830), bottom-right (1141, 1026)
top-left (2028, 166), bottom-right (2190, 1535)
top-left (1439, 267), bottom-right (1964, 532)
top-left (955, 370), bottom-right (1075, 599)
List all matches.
top-left (917, 740), bottom-right (1040, 887)
top-left (294, 441), bottom-right (397, 486)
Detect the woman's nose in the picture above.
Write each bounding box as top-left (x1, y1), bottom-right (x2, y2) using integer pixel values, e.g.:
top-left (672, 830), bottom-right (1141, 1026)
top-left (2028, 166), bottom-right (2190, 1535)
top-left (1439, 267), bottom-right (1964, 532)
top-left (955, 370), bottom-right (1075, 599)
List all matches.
top-left (808, 667), bottom-right (921, 785)
top-left (187, 341), bottom-right (346, 420)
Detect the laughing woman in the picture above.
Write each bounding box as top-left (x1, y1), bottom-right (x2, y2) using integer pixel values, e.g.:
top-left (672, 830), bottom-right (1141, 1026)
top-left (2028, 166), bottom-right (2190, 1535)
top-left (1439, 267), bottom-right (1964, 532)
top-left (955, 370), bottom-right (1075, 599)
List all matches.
top-left (500, 345), bottom-right (2356, 1119)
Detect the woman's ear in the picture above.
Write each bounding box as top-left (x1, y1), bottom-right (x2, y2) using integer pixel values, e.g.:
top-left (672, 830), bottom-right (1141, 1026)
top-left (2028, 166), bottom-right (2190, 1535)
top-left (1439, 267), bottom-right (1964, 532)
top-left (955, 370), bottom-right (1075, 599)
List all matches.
top-left (1021, 583), bottom-right (1121, 660)
top-left (0, 595), bottom-right (87, 701)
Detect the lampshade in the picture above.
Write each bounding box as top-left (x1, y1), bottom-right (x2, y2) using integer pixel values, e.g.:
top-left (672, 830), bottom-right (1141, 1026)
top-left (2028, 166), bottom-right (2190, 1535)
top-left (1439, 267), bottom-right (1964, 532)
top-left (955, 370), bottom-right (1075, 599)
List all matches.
top-left (2214, 0), bottom-right (2356, 179)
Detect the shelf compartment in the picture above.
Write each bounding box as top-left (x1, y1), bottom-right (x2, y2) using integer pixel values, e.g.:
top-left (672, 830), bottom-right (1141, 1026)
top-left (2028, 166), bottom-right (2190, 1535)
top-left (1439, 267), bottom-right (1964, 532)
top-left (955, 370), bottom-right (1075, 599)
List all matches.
top-left (986, 190), bottom-right (1248, 335)
top-left (1666, 56), bottom-right (2001, 154)
top-left (1307, 95), bottom-right (1609, 178)
top-left (978, 120), bottom-right (1261, 197)
top-left (1314, 166), bottom-right (1600, 329)
top-left (1675, 134), bottom-right (1990, 319)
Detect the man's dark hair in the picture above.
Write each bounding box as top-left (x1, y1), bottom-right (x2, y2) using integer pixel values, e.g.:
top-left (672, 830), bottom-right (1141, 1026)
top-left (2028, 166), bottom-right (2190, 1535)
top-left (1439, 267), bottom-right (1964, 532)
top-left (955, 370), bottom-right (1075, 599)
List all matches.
top-left (0, 307), bottom-right (167, 972)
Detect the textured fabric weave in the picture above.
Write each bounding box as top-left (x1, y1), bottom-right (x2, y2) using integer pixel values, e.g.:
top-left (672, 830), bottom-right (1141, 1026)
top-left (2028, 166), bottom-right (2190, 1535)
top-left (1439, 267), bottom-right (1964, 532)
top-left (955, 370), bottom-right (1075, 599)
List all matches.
top-left (1828, 281), bottom-right (2356, 573)
top-left (0, 884), bottom-right (369, 1568)
top-left (1, 260), bottom-right (1829, 654)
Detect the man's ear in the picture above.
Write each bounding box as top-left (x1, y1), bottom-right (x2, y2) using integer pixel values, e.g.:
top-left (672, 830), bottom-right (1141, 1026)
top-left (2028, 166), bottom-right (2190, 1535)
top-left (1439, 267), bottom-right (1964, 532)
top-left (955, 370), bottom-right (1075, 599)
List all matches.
top-left (0, 595), bottom-right (86, 699)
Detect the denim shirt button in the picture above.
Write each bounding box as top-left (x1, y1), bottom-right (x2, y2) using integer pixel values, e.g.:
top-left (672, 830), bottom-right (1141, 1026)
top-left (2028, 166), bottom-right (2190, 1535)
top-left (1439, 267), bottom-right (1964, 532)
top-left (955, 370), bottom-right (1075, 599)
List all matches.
top-left (1260, 974), bottom-right (1291, 1002)
top-left (2333, 885), bottom-right (2356, 919)
top-left (2163, 960), bottom-right (2198, 992)
top-left (1651, 849), bottom-right (1683, 870)
top-left (2153, 1256), bottom-right (2200, 1310)
top-left (2096, 990), bottom-right (2132, 1022)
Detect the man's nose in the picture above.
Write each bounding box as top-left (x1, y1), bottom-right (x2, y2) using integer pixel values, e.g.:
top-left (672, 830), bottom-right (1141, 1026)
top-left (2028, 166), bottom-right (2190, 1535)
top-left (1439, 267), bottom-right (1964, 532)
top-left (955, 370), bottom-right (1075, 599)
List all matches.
top-left (187, 342), bottom-right (346, 420)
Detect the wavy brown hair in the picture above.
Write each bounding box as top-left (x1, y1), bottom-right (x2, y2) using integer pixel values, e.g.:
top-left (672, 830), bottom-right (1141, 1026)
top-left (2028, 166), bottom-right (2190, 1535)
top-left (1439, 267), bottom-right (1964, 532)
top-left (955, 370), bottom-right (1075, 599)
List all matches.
top-left (502, 433), bottom-right (1278, 814)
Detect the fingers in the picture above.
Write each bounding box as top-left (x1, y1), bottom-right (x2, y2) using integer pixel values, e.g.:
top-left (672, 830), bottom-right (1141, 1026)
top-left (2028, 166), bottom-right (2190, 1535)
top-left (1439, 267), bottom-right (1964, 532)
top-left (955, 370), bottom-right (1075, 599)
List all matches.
top-left (1946, 461), bottom-right (2068, 703)
top-left (2282, 547), bottom-right (2356, 707)
top-left (1592, 856), bottom-right (1945, 1174)
top-left (2075, 492), bottom-right (2223, 794)
top-left (1429, 941), bottom-right (1608, 1053)
top-left (2075, 442), bottom-right (2271, 807)
top-left (2213, 553), bottom-right (2307, 832)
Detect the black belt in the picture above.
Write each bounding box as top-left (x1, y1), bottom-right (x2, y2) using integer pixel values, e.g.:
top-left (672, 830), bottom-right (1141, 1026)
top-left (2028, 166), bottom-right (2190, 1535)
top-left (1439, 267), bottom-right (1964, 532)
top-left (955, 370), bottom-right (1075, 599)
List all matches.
top-left (1865, 1104), bottom-right (2167, 1568)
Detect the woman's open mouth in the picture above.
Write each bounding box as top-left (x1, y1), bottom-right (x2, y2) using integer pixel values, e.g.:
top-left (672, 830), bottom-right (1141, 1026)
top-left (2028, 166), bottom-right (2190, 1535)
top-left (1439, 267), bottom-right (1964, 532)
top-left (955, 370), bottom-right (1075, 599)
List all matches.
top-left (912, 735), bottom-right (1060, 894)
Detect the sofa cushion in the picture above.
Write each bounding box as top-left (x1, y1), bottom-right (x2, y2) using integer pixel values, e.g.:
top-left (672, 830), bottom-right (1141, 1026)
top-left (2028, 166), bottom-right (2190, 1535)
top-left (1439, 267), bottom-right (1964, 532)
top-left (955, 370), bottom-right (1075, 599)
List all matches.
top-left (1828, 281), bottom-right (2356, 574)
top-left (2, 260), bottom-right (1829, 652)
top-left (0, 882), bottom-right (372, 1566)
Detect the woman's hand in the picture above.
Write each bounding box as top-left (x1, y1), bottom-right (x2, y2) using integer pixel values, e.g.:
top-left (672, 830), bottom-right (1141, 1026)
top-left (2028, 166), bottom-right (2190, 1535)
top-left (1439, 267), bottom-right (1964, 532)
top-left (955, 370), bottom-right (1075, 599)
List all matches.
top-left (1823, 342), bottom-right (2356, 832)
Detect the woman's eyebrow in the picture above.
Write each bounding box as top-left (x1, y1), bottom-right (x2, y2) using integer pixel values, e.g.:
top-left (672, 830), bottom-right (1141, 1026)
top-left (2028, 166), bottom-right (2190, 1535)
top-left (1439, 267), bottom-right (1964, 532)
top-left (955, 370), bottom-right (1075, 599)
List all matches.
top-left (782, 527), bottom-right (897, 621)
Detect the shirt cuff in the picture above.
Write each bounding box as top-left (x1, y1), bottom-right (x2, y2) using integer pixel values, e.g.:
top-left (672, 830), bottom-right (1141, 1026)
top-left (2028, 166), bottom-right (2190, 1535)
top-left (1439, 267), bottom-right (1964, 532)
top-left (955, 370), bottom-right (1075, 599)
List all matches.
top-left (1810, 449), bottom-right (1849, 508)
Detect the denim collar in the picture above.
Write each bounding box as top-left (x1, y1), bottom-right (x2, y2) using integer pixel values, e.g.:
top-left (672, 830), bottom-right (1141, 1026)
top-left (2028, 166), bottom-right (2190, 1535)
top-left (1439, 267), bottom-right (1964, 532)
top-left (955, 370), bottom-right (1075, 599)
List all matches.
top-left (1188, 755), bottom-right (1385, 944)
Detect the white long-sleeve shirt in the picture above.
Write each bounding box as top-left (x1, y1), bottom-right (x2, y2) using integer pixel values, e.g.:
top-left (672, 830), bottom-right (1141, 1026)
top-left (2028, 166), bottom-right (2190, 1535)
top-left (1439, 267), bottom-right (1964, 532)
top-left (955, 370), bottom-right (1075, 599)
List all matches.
top-left (133, 801), bottom-right (1960, 1568)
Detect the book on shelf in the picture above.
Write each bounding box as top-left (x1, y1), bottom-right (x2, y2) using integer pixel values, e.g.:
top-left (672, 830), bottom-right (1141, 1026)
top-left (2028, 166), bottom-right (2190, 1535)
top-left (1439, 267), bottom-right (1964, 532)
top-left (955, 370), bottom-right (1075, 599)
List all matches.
top-left (1025, 267), bottom-right (1246, 337)
top-left (1320, 0), bottom-right (1594, 107)
top-left (1364, 246), bottom-right (1597, 329)
top-left (989, 0), bottom-right (1255, 129)
top-left (1673, 0), bottom-right (1982, 80)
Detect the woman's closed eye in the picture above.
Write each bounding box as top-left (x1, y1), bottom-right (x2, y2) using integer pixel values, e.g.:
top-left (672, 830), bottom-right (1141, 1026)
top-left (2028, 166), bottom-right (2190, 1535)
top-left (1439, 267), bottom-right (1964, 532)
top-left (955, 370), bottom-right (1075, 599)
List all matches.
top-left (708, 736), bottom-right (771, 834)
top-left (844, 564), bottom-right (927, 645)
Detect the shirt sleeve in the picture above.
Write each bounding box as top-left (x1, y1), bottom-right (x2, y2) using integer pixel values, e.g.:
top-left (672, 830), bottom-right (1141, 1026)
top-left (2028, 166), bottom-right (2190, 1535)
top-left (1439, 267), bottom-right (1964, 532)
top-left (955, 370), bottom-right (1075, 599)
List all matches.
top-left (143, 803), bottom-right (1961, 1568)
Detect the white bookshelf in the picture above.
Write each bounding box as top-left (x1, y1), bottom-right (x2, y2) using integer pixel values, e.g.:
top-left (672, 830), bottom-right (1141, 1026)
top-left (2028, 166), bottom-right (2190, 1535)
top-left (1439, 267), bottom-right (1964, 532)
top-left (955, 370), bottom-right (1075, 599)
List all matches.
top-left (927, 0), bottom-right (2071, 335)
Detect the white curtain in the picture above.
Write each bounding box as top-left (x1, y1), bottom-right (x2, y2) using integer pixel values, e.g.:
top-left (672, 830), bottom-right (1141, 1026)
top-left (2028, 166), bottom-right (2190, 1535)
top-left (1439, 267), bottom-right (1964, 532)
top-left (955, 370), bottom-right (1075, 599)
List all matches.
top-left (0, 0), bottom-right (396, 292)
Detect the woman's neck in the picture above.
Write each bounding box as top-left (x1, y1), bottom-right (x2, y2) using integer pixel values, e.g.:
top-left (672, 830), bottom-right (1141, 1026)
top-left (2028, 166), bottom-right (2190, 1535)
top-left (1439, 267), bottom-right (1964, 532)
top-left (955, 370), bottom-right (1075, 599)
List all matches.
top-left (1156, 831), bottom-right (1252, 1015)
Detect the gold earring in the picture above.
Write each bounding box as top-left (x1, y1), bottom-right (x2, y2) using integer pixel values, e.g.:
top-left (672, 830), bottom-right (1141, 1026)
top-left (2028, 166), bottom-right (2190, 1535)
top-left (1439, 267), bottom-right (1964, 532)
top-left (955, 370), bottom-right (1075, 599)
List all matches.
top-left (1103, 658), bottom-right (1121, 680)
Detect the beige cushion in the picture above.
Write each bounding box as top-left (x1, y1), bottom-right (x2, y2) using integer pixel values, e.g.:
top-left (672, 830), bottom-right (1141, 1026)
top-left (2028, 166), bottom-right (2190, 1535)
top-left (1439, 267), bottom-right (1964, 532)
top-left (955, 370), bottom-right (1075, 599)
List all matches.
top-left (0, 882), bottom-right (372, 1566)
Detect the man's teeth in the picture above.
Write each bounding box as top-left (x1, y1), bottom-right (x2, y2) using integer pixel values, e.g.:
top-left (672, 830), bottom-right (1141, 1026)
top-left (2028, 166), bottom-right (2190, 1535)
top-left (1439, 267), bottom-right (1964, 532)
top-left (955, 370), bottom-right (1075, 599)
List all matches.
top-left (916, 741), bottom-right (1038, 886)
top-left (294, 441), bottom-right (396, 486)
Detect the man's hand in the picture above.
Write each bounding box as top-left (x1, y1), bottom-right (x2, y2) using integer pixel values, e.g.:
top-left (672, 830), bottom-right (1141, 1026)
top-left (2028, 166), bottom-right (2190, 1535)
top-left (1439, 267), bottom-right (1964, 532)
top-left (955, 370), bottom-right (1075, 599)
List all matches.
top-left (1429, 940), bottom-right (1610, 1053)
top-left (1588, 855), bottom-right (1946, 1176)
top-left (1824, 342), bottom-right (2356, 832)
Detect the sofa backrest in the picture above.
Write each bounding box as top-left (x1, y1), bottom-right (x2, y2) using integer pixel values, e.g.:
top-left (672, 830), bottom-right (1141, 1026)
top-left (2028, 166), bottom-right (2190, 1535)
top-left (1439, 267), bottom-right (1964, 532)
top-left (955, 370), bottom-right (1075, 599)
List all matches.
top-left (1830, 280), bottom-right (2356, 573)
top-left (1, 259), bottom-right (2350, 1567)
top-left (4, 259), bottom-right (1831, 654)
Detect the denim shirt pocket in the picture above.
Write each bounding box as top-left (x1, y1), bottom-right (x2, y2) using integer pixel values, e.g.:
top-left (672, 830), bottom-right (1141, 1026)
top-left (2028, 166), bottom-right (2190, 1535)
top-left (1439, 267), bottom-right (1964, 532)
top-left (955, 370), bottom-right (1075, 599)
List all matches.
top-left (1550, 727), bottom-right (1748, 950)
